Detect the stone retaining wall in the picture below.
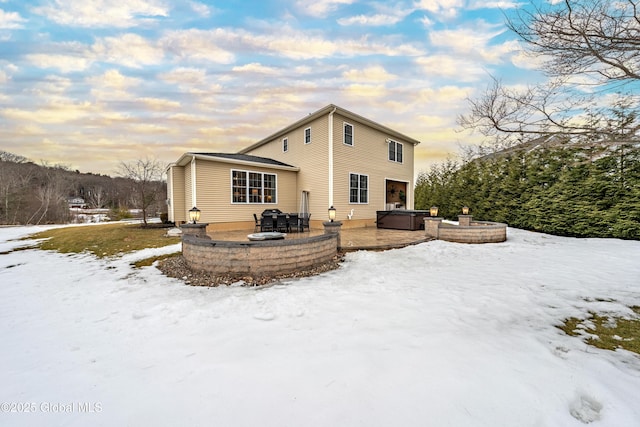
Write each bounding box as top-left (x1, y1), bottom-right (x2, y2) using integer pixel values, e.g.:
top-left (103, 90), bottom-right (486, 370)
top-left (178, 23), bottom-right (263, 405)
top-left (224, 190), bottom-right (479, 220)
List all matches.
top-left (182, 233), bottom-right (338, 276)
top-left (437, 221), bottom-right (507, 243)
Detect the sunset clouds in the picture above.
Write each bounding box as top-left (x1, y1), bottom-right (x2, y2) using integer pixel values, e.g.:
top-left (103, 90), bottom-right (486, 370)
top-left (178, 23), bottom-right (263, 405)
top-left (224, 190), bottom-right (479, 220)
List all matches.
top-left (0, 0), bottom-right (537, 175)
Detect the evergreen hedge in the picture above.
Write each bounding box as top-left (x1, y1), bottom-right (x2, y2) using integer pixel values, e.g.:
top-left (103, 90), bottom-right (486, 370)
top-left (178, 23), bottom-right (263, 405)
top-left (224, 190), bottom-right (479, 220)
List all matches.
top-left (415, 145), bottom-right (640, 239)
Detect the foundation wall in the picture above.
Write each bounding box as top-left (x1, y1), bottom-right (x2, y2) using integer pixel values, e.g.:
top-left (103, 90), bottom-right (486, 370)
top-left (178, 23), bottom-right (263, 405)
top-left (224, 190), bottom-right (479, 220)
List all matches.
top-left (182, 233), bottom-right (338, 276)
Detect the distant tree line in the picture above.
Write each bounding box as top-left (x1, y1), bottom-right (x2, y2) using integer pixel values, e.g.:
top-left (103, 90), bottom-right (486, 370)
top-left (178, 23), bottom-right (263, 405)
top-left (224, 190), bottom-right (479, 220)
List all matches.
top-left (415, 141), bottom-right (640, 239)
top-left (0, 151), bottom-right (167, 225)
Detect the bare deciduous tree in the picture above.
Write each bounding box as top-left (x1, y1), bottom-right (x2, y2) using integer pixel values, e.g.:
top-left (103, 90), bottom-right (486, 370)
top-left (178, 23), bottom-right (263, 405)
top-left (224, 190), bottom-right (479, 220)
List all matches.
top-left (0, 159), bottom-right (33, 224)
top-left (87, 185), bottom-right (106, 209)
top-left (118, 158), bottom-right (165, 226)
top-left (509, 0), bottom-right (640, 82)
top-left (27, 164), bottom-right (70, 225)
top-left (459, 0), bottom-right (640, 153)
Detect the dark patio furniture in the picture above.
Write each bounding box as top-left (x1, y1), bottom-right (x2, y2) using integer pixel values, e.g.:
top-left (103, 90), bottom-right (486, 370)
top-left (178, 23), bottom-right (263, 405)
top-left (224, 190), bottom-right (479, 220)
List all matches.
top-left (300, 213), bottom-right (311, 232)
top-left (276, 214), bottom-right (288, 232)
top-left (253, 213), bottom-right (262, 232)
top-left (261, 215), bottom-right (274, 232)
top-left (287, 213), bottom-right (300, 232)
top-left (261, 208), bottom-right (282, 217)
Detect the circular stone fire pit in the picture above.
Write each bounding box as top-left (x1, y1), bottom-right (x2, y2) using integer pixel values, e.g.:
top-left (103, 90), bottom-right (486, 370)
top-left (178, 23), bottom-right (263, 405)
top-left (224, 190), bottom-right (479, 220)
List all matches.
top-left (425, 215), bottom-right (507, 243)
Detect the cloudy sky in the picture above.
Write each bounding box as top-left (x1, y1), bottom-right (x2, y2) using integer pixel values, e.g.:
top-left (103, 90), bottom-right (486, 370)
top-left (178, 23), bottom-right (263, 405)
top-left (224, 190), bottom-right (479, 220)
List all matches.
top-left (0, 0), bottom-right (544, 176)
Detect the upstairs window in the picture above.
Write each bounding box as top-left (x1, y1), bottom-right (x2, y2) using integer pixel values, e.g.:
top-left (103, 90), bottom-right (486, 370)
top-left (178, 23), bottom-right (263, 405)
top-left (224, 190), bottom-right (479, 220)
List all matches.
top-left (304, 127), bottom-right (311, 144)
top-left (344, 122), bottom-right (353, 146)
top-left (388, 140), bottom-right (403, 163)
top-left (282, 137), bottom-right (288, 152)
top-left (349, 173), bottom-right (368, 204)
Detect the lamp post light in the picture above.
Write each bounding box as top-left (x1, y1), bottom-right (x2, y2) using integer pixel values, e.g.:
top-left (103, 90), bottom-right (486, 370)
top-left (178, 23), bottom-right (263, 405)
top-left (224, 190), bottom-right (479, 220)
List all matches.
top-left (328, 205), bottom-right (336, 222)
top-left (189, 206), bottom-right (201, 224)
top-left (324, 206), bottom-right (342, 249)
top-left (425, 206), bottom-right (442, 239)
top-left (459, 206), bottom-right (472, 226)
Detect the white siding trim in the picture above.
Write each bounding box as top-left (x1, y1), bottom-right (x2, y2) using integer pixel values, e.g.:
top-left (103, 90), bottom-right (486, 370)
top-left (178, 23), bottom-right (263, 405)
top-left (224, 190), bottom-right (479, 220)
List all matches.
top-left (190, 156), bottom-right (197, 208)
top-left (167, 167), bottom-right (174, 222)
top-left (328, 107), bottom-right (337, 207)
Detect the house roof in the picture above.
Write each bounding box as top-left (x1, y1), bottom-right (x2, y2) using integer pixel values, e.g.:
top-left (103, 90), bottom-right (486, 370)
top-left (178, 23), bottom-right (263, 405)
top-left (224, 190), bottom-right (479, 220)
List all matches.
top-left (172, 152), bottom-right (299, 171)
top-left (239, 104), bottom-right (421, 154)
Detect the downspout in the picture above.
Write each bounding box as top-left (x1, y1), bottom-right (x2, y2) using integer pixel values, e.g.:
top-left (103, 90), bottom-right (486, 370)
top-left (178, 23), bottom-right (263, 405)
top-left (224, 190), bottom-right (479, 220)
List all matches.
top-left (167, 167), bottom-right (174, 222)
top-left (328, 106), bottom-right (337, 208)
top-left (191, 155), bottom-right (197, 209)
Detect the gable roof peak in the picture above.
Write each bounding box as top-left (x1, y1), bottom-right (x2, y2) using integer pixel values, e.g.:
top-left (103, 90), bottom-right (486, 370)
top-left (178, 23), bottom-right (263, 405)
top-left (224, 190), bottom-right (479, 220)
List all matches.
top-left (239, 104), bottom-right (420, 154)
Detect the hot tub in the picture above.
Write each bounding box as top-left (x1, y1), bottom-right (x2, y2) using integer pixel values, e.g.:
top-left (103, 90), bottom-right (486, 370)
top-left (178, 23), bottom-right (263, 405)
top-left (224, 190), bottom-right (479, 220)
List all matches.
top-left (376, 210), bottom-right (429, 230)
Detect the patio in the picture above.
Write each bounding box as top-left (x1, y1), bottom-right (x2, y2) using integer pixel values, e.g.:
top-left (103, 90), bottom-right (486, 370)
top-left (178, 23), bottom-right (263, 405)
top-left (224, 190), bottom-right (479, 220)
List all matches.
top-left (205, 227), bottom-right (432, 251)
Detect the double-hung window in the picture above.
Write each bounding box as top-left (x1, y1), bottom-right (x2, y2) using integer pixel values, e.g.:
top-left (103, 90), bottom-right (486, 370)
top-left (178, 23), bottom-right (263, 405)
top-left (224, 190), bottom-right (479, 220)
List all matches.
top-left (344, 123), bottom-right (353, 146)
top-left (304, 127), bottom-right (311, 144)
top-left (282, 137), bottom-right (288, 152)
top-left (349, 173), bottom-right (368, 204)
top-left (388, 140), bottom-right (403, 163)
top-left (232, 170), bottom-right (277, 204)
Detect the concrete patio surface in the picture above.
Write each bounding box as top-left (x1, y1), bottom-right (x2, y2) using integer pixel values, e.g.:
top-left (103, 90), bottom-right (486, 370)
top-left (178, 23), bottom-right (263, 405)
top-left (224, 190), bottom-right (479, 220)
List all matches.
top-left (206, 227), bottom-right (432, 251)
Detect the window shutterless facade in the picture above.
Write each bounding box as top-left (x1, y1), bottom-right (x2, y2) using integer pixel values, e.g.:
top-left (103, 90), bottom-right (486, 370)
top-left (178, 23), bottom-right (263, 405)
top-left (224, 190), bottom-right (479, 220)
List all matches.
top-left (232, 170), bottom-right (277, 204)
top-left (349, 173), bottom-right (368, 203)
top-left (304, 127), bottom-right (311, 144)
top-left (344, 122), bottom-right (353, 146)
top-left (388, 140), bottom-right (403, 163)
top-left (282, 137), bottom-right (288, 152)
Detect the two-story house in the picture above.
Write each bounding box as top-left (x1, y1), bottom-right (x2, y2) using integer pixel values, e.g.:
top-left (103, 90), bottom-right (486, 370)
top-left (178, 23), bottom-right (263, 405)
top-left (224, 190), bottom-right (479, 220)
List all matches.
top-left (167, 104), bottom-right (421, 230)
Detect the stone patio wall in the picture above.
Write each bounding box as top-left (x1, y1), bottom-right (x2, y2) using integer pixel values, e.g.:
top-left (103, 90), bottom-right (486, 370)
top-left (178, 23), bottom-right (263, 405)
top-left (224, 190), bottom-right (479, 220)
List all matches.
top-left (182, 233), bottom-right (338, 276)
top-left (437, 221), bottom-right (507, 243)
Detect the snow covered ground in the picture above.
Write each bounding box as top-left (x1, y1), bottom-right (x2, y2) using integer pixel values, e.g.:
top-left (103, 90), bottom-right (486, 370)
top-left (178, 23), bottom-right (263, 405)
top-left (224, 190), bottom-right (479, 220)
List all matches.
top-left (1, 226), bottom-right (639, 427)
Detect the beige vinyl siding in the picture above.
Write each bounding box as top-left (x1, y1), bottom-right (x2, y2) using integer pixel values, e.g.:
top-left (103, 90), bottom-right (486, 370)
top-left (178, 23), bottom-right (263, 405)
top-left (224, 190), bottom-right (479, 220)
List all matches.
top-left (193, 159), bottom-right (298, 225)
top-left (169, 166), bottom-right (186, 223)
top-left (245, 115), bottom-right (330, 219)
top-left (331, 113), bottom-right (415, 221)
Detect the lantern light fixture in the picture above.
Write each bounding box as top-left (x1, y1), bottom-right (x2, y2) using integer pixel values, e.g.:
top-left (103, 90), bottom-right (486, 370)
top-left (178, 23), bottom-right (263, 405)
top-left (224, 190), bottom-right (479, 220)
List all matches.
top-left (429, 206), bottom-right (439, 217)
top-left (328, 206), bottom-right (336, 222)
top-left (189, 206), bottom-right (201, 224)
top-left (462, 206), bottom-right (470, 215)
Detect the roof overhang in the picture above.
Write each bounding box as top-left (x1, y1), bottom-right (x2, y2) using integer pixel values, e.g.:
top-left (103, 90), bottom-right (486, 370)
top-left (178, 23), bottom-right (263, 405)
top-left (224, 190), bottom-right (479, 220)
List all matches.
top-left (169, 153), bottom-right (300, 172)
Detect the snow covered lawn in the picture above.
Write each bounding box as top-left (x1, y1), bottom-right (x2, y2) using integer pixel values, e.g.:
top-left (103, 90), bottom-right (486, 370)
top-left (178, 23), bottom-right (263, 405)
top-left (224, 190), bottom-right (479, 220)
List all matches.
top-left (1, 226), bottom-right (639, 426)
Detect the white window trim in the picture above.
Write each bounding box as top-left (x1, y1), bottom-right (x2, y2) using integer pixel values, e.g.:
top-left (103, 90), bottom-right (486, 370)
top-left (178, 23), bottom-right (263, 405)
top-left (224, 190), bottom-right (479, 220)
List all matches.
top-left (343, 122), bottom-right (354, 146)
top-left (349, 172), bottom-right (369, 204)
top-left (388, 139), bottom-right (403, 164)
top-left (230, 169), bottom-right (277, 204)
top-left (282, 137), bottom-right (288, 153)
top-left (304, 127), bottom-right (311, 144)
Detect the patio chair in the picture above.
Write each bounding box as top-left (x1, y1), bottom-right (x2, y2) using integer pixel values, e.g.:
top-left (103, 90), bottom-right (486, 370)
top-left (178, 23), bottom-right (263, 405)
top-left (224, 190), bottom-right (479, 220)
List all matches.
top-left (253, 213), bottom-right (262, 232)
top-left (287, 213), bottom-right (299, 232)
top-left (261, 214), bottom-right (274, 232)
top-left (276, 214), bottom-right (288, 232)
top-left (300, 213), bottom-right (311, 232)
